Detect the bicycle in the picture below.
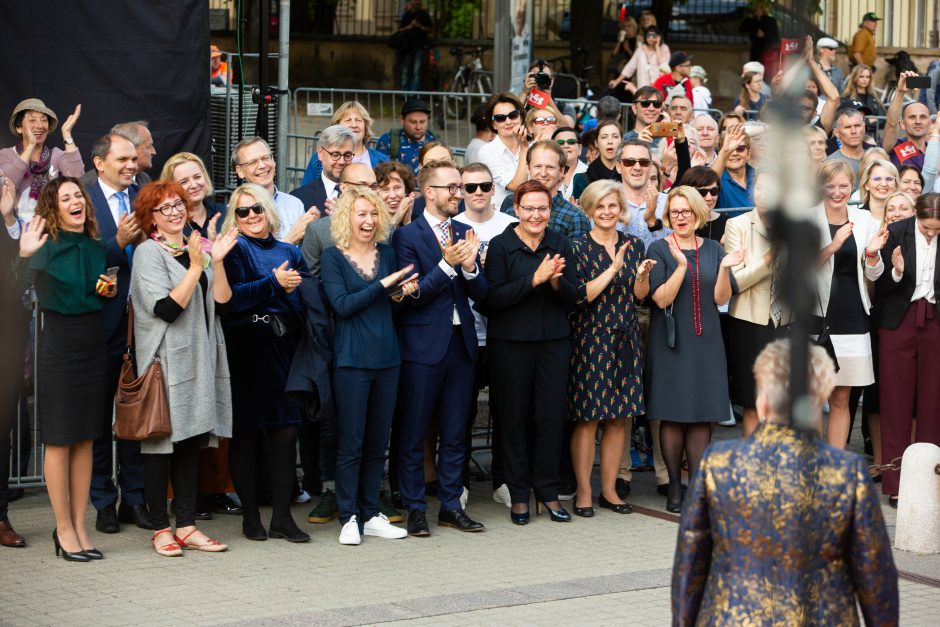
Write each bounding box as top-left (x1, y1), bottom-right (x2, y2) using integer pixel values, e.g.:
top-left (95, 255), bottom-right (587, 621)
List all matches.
top-left (440, 46), bottom-right (493, 118)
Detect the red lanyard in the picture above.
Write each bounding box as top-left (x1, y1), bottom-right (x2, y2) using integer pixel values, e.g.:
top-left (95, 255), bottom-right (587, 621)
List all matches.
top-left (673, 233), bottom-right (703, 337)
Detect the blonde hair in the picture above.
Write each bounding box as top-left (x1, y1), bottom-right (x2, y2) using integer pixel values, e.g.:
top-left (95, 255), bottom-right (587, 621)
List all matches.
top-left (330, 187), bottom-right (392, 249)
top-left (663, 185), bottom-right (709, 229)
top-left (841, 64), bottom-right (873, 98)
top-left (882, 191), bottom-right (916, 229)
top-left (817, 159), bottom-right (856, 190)
top-left (221, 183), bottom-right (282, 238)
top-left (753, 339), bottom-right (837, 418)
top-left (580, 179), bottom-right (631, 224)
top-left (160, 152), bottom-right (215, 197)
top-left (332, 101), bottom-right (373, 142)
top-left (858, 158), bottom-right (899, 205)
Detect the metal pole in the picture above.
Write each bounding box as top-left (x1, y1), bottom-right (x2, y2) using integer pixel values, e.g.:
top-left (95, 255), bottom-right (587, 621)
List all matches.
top-left (932, 0), bottom-right (939, 48)
top-left (493, 0), bottom-right (511, 93)
top-left (277, 0), bottom-right (291, 187)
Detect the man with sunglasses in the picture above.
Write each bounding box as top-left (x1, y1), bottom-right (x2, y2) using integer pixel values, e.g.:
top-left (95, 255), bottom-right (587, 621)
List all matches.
top-left (623, 86), bottom-right (663, 143)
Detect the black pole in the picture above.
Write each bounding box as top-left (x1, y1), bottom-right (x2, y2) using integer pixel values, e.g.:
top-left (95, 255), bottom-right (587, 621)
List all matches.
top-left (255, 0), bottom-right (271, 141)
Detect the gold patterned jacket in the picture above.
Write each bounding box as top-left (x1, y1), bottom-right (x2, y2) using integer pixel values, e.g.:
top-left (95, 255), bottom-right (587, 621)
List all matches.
top-left (672, 423), bottom-right (898, 626)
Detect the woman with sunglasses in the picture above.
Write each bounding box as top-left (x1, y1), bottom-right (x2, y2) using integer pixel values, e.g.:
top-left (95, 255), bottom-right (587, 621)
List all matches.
top-left (712, 126), bottom-right (755, 211)
top-left (552, 127), bottom-right (587, 202)
top-left (608, 26), bottom-right (671, 93)
top-left (479, 93), bottom-right (526, 208)
top-left (130, 181), bottom-right (238, 556)
top-left (219, 183), bottom-right (312, 542)
top-left (573, 120), bottom-right (623, 200)
top-left (679, 167), bottom-right (726, 242)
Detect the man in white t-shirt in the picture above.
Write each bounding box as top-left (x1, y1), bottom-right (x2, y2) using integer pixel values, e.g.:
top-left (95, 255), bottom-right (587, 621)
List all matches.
top-left (453, 162), bottom-right (516, 508)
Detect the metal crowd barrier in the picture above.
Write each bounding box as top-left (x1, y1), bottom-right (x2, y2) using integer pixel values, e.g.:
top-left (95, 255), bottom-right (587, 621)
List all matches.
top-left (9, 304), bottom-right (43, 488)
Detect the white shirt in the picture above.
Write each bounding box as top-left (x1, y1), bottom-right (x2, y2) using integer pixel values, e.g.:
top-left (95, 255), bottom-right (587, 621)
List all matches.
top-left (321, 173), bottom-right (339, 200)
top-left (98, 179), bottom-right (131, 227)
top-left (273, 187), bottom-right (305, 241)
top-left (893, 222), bottom-right (937, 303)
top-left (423, 211), bottom-right (480, 324)
top-left (478, 136), bottom-right (521, 208)
top-left (558, 160), bottom-right (588, 201)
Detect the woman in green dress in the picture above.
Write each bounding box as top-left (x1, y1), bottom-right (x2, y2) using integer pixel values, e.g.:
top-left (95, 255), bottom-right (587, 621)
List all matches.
top-left (15, 177), bottom-right (116, 562)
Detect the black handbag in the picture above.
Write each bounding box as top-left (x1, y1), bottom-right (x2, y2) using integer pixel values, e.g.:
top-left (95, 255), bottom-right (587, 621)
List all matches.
top-left (812, 289), bottom-right (840, 372)
top-left (664, 303), bottom-right (677, 350)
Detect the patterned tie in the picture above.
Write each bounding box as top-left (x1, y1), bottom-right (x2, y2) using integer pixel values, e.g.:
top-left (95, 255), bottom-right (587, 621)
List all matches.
top-left (436, 219), bottom-right (452, 250)
top-left (116, 192), bottom-right (134, 265)
top-left (769, 258), bottom-right (782, 327)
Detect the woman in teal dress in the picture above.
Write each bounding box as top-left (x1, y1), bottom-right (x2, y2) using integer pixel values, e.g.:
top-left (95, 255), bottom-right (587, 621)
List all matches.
top-left (14, 177), bottom-right (116, 562)
top-left (568, 180), bottom-right (655, 517)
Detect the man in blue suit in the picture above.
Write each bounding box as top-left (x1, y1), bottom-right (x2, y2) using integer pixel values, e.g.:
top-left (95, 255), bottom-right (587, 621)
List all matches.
top-left (86, 133), bottom-right (152, 533)
top-left (392, 160), bottom-right (487, 536)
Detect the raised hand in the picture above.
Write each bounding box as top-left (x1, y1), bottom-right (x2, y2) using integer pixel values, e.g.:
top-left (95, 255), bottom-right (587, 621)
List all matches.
top-left (60, 104), bottom-right (81, 144)
top-left (720, 124), bottom-right (745, 157)
top-left (460, 229), bottom-right (480, 271)
top-left (611, 241), bottom-right (629, 273)
top-left (720, 248), bottom-right (747, 268)
top-left (636, 127), bottom-right (654, 145)
top-left (0, 178), bottom-right (16, 226)
top-left (636, 258), bottom-right (657, 281)
top-left (380, 263), bottom-right (416, 289)
top-left (115, 213), bottom-right (142, 249)
top-left (187, 230), bottom-right (206, 269)
top-left (323, 197), bottom-right (336, 216)
top-left (285, 207), bottom-right (320, 244)
top-left (666, 237), bottom-right (688, 267)
top-left (273, 260), bottom-right (302, 293)
top-left (866, 226), bottom-right (889, 256)
top-left (832, 221), bottom-right (853, 248)
top-left (210, 227), bottom-right (239, 262)
top-left (891, 246), bottom-right (904, 275)
top-left (206, 213), bottom-right (221, 241)
top-left (19, 217), bottom-right (48, 257)
top-left (532, 253), bottom-right (556, 286)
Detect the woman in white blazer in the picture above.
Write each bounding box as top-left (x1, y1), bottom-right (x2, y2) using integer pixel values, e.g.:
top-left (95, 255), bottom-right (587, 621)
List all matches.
top-left (814, 160), bottom-right (886, 448)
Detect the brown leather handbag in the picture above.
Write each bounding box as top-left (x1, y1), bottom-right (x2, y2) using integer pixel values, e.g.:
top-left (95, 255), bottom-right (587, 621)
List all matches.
top-left (113, 305), bottom-right (172, 441)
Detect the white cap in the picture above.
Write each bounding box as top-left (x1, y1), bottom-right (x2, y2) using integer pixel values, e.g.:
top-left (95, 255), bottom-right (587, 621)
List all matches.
top-left (742, 61), bottom-right (765, 75)
top-left (817, 37), bottom-right (839, 49)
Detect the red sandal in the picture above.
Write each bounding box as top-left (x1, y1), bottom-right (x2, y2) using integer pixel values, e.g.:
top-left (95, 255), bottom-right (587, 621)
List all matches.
top-left (151, 528), bottom-right (182, 557)
top-left (174, 528), bottom-right (228, 553)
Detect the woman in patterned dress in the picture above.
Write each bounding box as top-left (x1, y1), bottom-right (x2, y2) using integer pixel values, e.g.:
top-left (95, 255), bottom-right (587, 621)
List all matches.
top-left (568, 180), bottom-right (656, 517)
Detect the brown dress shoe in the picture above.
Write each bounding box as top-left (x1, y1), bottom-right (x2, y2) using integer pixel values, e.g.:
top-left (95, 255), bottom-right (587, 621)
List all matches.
top-left (0, 519), bottom-right (26, 548)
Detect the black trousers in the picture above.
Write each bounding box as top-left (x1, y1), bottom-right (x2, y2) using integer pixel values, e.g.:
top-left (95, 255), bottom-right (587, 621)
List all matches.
top-left (489, 338), bottom-right (571, 504)
top-left (143, 435), bottom-right (202, 530)
top-left (0, 304), bottom-right (29, 521)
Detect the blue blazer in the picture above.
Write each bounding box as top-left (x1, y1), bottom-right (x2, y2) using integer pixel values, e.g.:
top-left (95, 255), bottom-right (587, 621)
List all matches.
top-left (290, 178), bottom-right (327, 214)
top-left (87, 179), bottom-right (138, 342)
top-left (299, 147), bottom-right (389, 187)
top-left (391, 217), bottom-right (487, 365)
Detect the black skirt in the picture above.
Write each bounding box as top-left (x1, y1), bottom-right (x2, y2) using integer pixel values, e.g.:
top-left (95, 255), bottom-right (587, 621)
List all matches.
top-left (727, 316), bottom-right (785, 408)
top-left (36, 310), bottom-right (108, 445)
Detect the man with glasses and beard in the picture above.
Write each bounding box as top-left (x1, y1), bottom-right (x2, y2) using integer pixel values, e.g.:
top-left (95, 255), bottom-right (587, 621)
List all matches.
top-left (624, 86), bottom-right (664, 143)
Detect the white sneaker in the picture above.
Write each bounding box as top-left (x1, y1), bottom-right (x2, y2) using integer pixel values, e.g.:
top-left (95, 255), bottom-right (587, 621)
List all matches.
top-left (362, 513), bottom-right (407, 539)
top-left (339, 515), bottom-right (361, 545)
top-left (459, 486), bottom-right (469, 511)
top-left (492, 484), bottom-right (512, 508)
top-left (294, 489), bottom-right (312, 504)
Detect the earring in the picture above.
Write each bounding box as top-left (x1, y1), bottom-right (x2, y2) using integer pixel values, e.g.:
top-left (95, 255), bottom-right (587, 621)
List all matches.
top-left (758, 415), bottom-right (767, 424)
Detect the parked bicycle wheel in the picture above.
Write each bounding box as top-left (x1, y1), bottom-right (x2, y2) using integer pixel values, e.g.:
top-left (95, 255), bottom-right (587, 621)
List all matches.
top-left (442, 70), bottom-right (469, 118)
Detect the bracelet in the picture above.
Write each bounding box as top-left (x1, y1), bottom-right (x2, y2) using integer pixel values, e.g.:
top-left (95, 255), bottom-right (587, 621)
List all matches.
top-left (864, 249), bottom-right (879, 259)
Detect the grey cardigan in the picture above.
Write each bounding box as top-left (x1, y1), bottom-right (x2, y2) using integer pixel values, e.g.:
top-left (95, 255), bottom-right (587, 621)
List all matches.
top-left (130, 240), bottom-right (233, 454)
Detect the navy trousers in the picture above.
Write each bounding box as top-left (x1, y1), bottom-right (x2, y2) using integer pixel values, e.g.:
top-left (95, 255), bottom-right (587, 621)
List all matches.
top-left (396, 329), bottom-right (474, 512)
top-left (334, 366), bottom-right (399, 526)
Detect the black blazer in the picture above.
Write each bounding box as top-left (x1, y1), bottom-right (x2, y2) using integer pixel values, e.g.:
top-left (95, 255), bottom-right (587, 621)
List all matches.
top-left (290, 178), bottom-right (327, 212)
top-left (875, 216), bottom-right (940, 330)
top-left (483, 225), bottom-right (579, 342)
top-left (286, 274), bottom-right (335, 422)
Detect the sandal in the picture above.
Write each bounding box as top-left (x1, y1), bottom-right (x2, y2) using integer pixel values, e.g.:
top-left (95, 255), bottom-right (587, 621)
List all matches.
top-left (151, 528), bottom-right (182, 557)
top-left (174, 528), bottom-right (227, 552)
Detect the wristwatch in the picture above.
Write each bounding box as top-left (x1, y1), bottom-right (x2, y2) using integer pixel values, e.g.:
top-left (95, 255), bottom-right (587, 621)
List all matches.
top-left (63, 137), bottom-right (74, 145)
top-left (648, 218), bottom-right (664, 232)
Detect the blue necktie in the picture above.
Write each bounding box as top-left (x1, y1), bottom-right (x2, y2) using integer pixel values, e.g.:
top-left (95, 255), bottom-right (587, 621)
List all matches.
top-left (116, 192), bottom-right (134, 266)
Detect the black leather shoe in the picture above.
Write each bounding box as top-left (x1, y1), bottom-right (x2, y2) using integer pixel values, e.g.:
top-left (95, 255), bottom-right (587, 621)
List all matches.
top-left (510, 509), bottom-right (530, 525)
top-left (391, 490), bottom-right (405, 510)
top-left (665, 500), bottom-right (682, 514)
top-left (269, 517), bottom-right (311, 543)
top-left (96, 506), bottom-right (120, 534)
top-left (599, 495), bottom-right (633, 514)
top-left (656, 483), bottom-right (669, 496)
top-left (573, 505), bottom-right (595, 518)
top-left (615, 478), bottom-right (631, 499)
top-left (80, 548), bottom-right (104, 560)
top-left (888, 496), bottom-right (899, 509)
top-left (174, 499), bottom-right (212, 521)
top-left (242, 507), bottom-right (267, 541)
top-left (203, 493), bottom-right (243, 516)
top-left (438, 508), bottom-right (485, 532)
top-left (536, 502), bottom-right (571, 522)
top-left (53, 529), bottom-right (90, 562)
top-left (407, 509), bottom-right (430, 537)
top-left (118, 503), bottom-right (154, 530)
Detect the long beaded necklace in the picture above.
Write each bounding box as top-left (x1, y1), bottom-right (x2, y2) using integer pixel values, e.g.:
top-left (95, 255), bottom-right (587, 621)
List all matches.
top-left (673, 233), bottom-right (703, 336)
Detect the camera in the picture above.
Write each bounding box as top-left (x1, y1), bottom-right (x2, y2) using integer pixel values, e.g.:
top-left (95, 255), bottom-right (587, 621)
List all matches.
top-left (531, 59), bottom-right (552, 91)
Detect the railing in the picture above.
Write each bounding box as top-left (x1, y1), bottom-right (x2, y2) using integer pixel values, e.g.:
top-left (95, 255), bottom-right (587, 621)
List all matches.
top-left (9, 304), bottom-right (44, 489)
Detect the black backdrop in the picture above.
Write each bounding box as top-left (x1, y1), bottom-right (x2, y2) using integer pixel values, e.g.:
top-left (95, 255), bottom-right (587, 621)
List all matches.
top-left (0, 1), bottom-right (211, 178)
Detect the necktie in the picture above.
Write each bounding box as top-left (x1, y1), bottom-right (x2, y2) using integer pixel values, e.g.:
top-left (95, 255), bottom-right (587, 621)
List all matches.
top-left (437, 220), bottom-right (451, 251)
top-left (769, 257), bottom-right (782, 327)
top-left (116, 192), bottom-right (134, 265)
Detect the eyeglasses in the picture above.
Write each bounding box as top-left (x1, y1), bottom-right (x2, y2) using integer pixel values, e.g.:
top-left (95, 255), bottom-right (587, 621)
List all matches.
top-left (234, 203), bottom-right (264, 219)
top-left (556, 138), bottom-right (579, 145)
top-left (732, 145), bottom-right (748, 153)
top-left (696, 186), bottom-right (720, 197)
top-left (428, 184), bottom-right (463, 196)
top-left (636, 99), bottom-right (662, 109)
top-left (492, 110), bottom-right (522, 123)
top-left (800, 104), bottom-right (816, 112)
top-left (621, 158), bottom-right (652, 168)
top-left (152, 200), bottom-right (186, 216)
top-left (669, 209), bottom-right (693, 218)
top-left (532, 116), bottom-right (557, 125)
top-left (463, 182), bottom-right (493, 193)
top-left (237, 153), bottom-right (274, 169)
top-left (517, 205), bottom-right (550, 214)
top-left (323, 150), bottom-right (355, 162)
top-left (870, 176), bottom-right (897, 183)
top-left (344, 181), bottom-right (380, 190)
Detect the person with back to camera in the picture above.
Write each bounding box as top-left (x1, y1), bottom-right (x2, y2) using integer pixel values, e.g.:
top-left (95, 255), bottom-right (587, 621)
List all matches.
top-left (672, 339), bottom-right (899, 625)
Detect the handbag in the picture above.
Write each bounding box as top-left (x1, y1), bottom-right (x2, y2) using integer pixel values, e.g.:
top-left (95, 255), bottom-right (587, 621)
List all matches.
top-left (664, 303), bottom-right (677, 350)
top-left (811, 288), bottom-right (840, 372)
top-left (113, 305), bottom-right (173, 441)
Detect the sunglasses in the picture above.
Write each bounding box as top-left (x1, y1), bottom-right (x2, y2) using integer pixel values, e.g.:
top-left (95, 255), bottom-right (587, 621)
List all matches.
top-left (234, 203), bottom-right (264, 218)
top-left (556, 138), bottom-right (579, 145)
top-left (463, 182), bottom-right (493, 193)
top-left (637, 99), bottom-right (662, 109)
top-left (492, 110), bottom-right (522, 123)
top-left (532, 116), bottom-right (557, 125)
top-left (621, 158), bottom-right (652, 168)
top-left (732, 145), bottom-right (748, 153)
top-left (696, 186), bottom-right (720, 197)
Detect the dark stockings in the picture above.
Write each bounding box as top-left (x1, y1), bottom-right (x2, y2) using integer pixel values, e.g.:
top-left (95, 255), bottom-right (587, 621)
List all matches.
top-left (659, 421), bottom-right (712, 505)
top-left (229, 425), bottom-right (300, 532)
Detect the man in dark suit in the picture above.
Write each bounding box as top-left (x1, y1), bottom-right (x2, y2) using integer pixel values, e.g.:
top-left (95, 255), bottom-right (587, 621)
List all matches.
top-left (80, 121), bottom-right (154, 189)
top-left (290, 125), bottom-right (356, 218)
top-left (391, 159), bottom-right (487, 536)
top-left (86, 133), bottom-right (152, 533)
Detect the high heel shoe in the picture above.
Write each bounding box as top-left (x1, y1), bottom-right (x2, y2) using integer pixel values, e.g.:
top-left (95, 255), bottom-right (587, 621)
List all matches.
top-left (80, 548), bottom-right (104, 560)
top-left (536, 501), bottom-right (572, 522)
top-left (510, 509), bottom-right (530, 525)
top-left (598, 495), bottom-right (633, 514)
top-left (52, 530), bottom-right (90, 562)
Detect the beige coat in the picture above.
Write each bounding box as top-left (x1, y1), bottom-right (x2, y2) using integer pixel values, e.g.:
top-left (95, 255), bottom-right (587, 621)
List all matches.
top-left (725, 209), bottom-right (788, 326)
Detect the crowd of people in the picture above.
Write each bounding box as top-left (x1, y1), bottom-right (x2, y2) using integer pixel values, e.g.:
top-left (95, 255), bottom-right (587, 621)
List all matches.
top-left (0, 18), bottom-right (923, 620)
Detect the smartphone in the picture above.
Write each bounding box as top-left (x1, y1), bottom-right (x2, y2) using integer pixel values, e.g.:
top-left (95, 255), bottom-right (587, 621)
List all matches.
top-left (648, 121), bottom-right (680, 138)
top-left (907, 75), bottom-right (932, 89)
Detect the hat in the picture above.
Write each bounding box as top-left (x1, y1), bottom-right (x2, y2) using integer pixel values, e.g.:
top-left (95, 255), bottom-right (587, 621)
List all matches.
top-left (839, 97), bottom-right (872, 115)
top-left (742, 61), bottom-right (765, 75)
top-left (669, 51), bottom-right (692, 68)
top-left (9, 98), bottom-right (58, 136)
top-left (817, 37), bottom-right (839, 49)
top-left (690, 65), bottom-right (708, 81)
top-left (210, 44), bottom-right (222, 58)
top-left (401, 98), bottom-right (431, 116)
top-left (862, 12), bottom-right (881, 22)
